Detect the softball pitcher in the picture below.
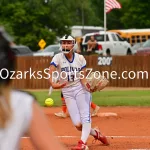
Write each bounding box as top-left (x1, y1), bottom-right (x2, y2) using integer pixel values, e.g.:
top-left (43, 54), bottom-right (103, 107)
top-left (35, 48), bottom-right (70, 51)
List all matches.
top-left (48, 61), bottom-right (100, 118)
top-left (49, 35), bottom-right (109, 150)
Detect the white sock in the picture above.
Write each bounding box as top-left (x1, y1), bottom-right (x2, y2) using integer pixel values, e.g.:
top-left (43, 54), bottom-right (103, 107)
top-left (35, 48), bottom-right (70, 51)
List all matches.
top-left (90, 128), bottom-right (97, 137)
top-left (81, 123), bottom-right (91, 143)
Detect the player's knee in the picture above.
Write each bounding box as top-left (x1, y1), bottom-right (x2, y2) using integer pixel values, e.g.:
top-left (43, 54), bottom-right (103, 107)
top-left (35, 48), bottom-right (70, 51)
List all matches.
top-left (75, 124), bottom-right (82, 131)
top-left (81, 116), bottom-right (91, 124)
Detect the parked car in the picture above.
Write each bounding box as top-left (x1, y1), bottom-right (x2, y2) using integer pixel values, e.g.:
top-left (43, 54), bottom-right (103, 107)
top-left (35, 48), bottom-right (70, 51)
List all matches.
top-left (34, 44), bottom-right (60, 57)
top-left (11, 45), bottom-right (33, 56)
top-left (132, 42), bottom-right (144, 52)
top-left (135, 39), bottom-right (150, 55)
top-left (82, 31), bottom-right (135, 56)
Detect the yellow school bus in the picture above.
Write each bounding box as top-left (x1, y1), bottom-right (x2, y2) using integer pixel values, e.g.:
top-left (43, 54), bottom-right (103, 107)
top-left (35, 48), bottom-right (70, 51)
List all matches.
top-left (108, 29), bottom-right (150, 45)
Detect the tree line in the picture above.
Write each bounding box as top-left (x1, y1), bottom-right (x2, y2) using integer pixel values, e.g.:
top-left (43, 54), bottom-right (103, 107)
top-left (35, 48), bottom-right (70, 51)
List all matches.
top-left (0, 0), bottom-right (149, 51)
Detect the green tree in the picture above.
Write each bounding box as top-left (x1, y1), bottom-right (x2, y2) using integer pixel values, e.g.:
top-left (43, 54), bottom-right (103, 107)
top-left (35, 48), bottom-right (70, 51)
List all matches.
top-left (0, 0), bottom-right (75, 51)
top-left (90, 0), bottom-right (104, 26)
top-left (1, 0), bottom-right (149, 51)
top-left (121, 0), bottom-right (150, 28)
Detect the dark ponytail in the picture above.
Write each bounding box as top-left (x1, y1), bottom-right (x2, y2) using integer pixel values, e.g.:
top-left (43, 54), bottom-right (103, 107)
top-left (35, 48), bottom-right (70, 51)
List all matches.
top-left (0, 27), bottom-right (16, 85)
top-left (0, 27), bottom-right (16, 128)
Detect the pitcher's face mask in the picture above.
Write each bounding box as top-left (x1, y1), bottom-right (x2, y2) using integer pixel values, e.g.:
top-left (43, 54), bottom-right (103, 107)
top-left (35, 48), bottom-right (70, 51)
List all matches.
top-left (60, 40), bottom-right (75, 54)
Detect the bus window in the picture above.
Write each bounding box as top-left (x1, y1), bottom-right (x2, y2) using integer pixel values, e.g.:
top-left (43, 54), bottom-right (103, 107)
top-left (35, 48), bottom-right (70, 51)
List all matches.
top-left (142, 36), bottom-right (146, 42)
top-left (131, 36), bottom-right (135, 44)
top-left (137, 38), bottom-right (140, 43)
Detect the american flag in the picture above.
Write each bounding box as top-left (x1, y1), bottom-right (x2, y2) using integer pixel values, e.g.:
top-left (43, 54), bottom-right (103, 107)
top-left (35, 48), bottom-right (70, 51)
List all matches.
top-left (106, 0), bottom-right (122, 13)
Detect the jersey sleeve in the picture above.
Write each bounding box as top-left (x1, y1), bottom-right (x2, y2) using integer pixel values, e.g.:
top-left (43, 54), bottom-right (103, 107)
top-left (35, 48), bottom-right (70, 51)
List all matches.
top-left (50, 55), bottom-right (59, 68)
top-left (80, 55), bottom-right (86, 70)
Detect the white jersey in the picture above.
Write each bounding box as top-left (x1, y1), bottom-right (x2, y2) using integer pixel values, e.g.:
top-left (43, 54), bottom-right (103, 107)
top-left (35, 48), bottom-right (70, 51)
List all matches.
top-left (50, 52), bottom-right (86, 87)
top-left (0, 90), bottom-right (34, 150)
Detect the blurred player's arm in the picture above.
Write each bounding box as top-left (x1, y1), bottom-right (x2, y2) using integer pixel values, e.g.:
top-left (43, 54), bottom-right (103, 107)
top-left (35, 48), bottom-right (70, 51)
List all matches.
top-left (28, 101), bottom-right (66, 150)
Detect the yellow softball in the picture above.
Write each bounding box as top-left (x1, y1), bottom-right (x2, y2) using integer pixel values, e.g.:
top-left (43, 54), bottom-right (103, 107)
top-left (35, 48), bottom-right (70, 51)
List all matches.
top-left (45, 98), bottom-right (54, 107)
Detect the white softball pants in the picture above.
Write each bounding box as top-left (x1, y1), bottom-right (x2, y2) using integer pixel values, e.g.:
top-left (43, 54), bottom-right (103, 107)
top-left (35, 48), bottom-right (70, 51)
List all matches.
top-left (62, 82), bottom-right (92, 126)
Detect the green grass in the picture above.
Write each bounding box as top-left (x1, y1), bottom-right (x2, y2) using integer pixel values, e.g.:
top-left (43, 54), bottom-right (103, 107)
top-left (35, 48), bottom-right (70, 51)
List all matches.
top-left (26, 90), bottom-right (150, 107)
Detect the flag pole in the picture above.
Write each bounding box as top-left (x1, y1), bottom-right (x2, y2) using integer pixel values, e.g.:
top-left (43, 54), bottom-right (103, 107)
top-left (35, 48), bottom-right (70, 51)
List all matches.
top-left (104, 0), bottom-right (106, 54)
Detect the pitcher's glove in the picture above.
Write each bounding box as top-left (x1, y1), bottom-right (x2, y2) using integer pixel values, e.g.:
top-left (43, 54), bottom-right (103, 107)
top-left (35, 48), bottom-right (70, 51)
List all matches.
top-left (85, 72), bottom-right (109, 92)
